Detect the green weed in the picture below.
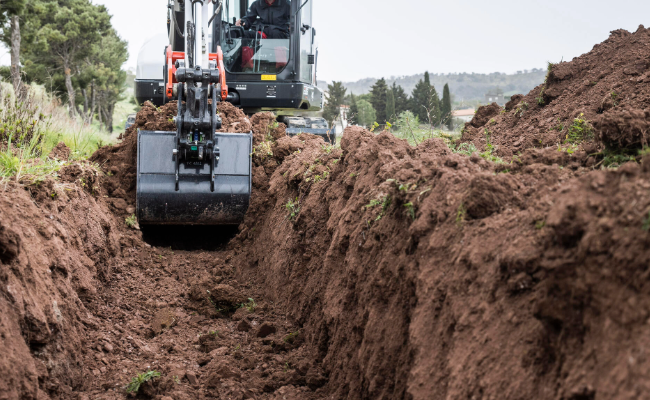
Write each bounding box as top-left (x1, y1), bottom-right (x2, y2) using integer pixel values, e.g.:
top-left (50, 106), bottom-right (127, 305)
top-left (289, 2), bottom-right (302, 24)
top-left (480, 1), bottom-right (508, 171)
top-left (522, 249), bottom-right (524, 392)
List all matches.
top-left (240, 298), bottom-right (257, 313)
top-left (452, 142), bottom-right (477, 156)
top-left (565, 113), bottom-right (593, 144)
top-left (252, 140), bottom-right (274, 160)
top-left (321, 144), bottom-right (334, 154)
top-left (456, 203), bottom-right (466, 226)
top-left (536, 87), bottom-right (545, 106)
top-left (403, 202), bottom-right (416, 220)
top-left (284, 331), bottom-right (300, 343)
top-left (601, 148), bottom-right (637, 168)
top-left (126, 370), bottom-right (161, 393)
top-left (125, 214), bottom-right (137, 228)
top-left (514, 102), bottom-right (529, 118)
top-left (285, 198), bottom-right (301, 221)
top-left (479, 132), bottom-right (504, 164)
top-left (366, 195), bottom-right (392, 221)
top-left (535, 220), bottom-right (546, 230)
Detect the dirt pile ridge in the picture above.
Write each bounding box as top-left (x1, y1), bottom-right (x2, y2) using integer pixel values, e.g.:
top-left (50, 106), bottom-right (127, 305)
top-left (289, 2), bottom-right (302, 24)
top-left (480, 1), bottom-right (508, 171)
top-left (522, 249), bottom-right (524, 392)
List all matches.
top-left (461, 25), bottom-right (650, 159)
top-left (232, 126), bottom-right (650, 399)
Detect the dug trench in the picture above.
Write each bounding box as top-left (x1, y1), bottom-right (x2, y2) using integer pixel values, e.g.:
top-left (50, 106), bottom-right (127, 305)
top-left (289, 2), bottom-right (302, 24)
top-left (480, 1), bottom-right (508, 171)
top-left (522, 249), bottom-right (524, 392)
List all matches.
top-left (3, 31), bottom-right (650, 400)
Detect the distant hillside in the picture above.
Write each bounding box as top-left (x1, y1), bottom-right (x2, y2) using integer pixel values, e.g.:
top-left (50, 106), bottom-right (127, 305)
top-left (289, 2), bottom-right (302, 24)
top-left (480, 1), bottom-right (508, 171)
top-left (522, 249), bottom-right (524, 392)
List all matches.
top-left (318, 69), bottom-right (547, 103)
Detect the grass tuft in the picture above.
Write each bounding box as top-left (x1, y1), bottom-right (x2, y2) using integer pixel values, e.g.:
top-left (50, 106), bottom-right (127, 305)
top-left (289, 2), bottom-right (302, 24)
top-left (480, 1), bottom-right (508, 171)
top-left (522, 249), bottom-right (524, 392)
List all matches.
top-left (126, 370), bottom-right (161, 393)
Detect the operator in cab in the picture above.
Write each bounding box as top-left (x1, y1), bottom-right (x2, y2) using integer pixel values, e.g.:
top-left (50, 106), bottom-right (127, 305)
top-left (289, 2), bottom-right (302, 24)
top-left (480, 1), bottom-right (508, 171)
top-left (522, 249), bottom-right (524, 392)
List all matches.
top-left (235, 0), bottom-right (291, 39)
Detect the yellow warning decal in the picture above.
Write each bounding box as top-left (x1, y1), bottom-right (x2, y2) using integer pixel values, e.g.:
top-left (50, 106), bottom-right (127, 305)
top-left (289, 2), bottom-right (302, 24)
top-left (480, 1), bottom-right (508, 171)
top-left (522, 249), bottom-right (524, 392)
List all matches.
top-left (261, 75), bottom-right (277, 81)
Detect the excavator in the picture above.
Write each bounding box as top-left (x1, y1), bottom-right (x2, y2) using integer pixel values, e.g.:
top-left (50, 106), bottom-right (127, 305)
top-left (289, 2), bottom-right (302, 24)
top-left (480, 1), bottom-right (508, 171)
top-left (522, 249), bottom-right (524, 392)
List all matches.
top-left (134, 0), bottom-right (330, 226)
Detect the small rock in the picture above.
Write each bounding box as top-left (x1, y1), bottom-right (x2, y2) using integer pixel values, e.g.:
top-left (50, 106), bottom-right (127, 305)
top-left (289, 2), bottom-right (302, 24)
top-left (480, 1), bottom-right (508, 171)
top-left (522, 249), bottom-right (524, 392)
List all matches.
top-left (151, 308), bottom-right (178, 335)
top-left (100, 367), bottom-right (107, 373)
top-left (256, 322), bottom-right (276, 338)
top-left (161, 397), bottom-right (174, 400)
top-left (197, 355), bottom-right (211, 366)
top-left (112, 198), bottom-right (128, 210)
top-left (103, 343), bottom-right (114, 353)
top-left (236, 318), bottom-right (252, 332)
top-left (186, 372), bottom-right (198, 385)
top-left (92, 369), bottom-right (100, 377)
top-left (210, 346), bottom-right (229, 357)
top-left (126, 206), bottom-right (136, 214)
top-left (231, 307), bottom-right (249, 321)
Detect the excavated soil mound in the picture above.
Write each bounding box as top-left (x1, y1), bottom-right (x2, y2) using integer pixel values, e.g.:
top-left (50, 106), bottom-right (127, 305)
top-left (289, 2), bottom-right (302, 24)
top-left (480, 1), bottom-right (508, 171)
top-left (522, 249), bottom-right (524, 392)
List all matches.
top-left (3, 113), bottom-right (650, 400)
top-left (461, 25), bottom-right (650, 158)
top-left (5, 29), bottom-right (650, 399)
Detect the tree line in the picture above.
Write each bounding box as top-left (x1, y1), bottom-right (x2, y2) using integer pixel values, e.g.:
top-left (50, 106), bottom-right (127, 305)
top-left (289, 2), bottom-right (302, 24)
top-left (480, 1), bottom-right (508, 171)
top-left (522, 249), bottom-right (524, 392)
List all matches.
top-left (323, 72), bottom-right (454, 131)
top-left (0, 0), bottom-right (128, 132)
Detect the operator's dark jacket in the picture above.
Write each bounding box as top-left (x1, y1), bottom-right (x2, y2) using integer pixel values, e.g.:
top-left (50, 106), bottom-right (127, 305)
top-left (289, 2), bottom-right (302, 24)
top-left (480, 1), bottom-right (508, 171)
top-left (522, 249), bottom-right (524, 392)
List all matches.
top-left (241, 0), bottom-right (291, 38)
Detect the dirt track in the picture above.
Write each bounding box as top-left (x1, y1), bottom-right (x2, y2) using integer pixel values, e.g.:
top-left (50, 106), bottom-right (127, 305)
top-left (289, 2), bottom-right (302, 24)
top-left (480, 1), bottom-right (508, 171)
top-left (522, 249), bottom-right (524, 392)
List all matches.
top-left (2, 26), bottom-right (650, 400)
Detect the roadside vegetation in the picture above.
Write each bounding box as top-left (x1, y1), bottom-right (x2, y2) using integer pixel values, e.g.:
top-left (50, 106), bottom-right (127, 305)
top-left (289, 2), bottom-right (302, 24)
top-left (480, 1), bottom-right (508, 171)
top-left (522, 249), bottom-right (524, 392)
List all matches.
top-left (0, 0), bottom-right (133, 183)
top-left (0, 82), bottom-right (114, 183)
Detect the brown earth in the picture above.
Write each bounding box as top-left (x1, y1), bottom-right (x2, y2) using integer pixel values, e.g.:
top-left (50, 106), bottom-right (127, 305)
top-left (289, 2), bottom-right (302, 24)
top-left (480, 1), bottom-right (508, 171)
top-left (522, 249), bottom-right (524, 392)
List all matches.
top-left (461, 25), bottom-right (650, 159)
top-left (4, 28), bottom-right (650, 400)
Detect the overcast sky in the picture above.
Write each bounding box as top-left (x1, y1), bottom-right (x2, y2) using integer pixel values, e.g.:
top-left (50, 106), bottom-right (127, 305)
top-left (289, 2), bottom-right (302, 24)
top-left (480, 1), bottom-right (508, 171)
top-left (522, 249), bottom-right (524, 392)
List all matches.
top-left (87, 0), bottom-right (650, 82)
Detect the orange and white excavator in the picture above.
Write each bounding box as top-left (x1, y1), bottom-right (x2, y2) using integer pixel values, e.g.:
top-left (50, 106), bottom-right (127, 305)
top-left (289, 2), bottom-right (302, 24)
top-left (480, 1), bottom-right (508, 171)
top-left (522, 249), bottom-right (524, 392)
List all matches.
top-left (135, 0), bottom-right (329, 226)
top-left (136, 0), bottom-right (252, 227)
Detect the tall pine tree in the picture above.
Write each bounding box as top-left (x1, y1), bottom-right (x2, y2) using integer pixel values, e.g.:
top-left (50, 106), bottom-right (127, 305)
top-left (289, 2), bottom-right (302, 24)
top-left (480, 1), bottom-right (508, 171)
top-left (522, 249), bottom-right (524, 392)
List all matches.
top-left (323, 81), bottom-right (347, 124)
top-left (349, 93), bottom-right (359, 125)
top-left (385, 89), bottom-right (395, 123)
top-left (441, 83), bottom-right (453, 130)
top-left (410, 71), bottom-right (441, 126)
top-left (369, 78), bottom-right (387, 124)
top-left (392, 82), bottom-right (409, 116)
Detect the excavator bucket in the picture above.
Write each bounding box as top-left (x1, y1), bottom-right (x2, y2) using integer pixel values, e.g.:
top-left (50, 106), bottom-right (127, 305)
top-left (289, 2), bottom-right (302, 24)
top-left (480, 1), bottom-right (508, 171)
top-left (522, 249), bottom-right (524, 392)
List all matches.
top-left (136, 130), bottom-right (253, 225)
